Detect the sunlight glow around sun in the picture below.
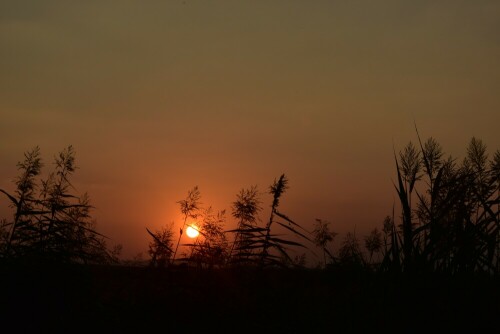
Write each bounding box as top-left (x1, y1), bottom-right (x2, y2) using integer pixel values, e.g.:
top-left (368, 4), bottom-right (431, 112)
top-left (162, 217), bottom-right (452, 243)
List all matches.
top-left (186, 225), bottom-right (200, 238)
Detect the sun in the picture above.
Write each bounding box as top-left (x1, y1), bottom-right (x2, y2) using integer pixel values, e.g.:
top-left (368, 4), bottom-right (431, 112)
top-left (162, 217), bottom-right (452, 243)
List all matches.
top-left (186, 225), bottom-right (200, 238)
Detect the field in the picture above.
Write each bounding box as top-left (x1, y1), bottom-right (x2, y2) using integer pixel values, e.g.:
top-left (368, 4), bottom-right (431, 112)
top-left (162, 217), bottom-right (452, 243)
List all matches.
top-left (2, 262), bottom-right (499, 333)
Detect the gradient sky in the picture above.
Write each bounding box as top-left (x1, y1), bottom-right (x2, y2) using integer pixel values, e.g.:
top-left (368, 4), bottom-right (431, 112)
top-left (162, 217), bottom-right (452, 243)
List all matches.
top-left (1, 1), bottom-right (499, 259)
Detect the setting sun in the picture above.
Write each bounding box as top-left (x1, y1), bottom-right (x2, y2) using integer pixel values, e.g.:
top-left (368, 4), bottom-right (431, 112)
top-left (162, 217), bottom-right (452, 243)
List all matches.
top-left (186, 225), bottom-right (199, 239)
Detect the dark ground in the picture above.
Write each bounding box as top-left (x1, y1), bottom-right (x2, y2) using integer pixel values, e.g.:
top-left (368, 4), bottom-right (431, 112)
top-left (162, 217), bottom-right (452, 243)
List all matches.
top-left (1, 262), bottom-right (499, 333)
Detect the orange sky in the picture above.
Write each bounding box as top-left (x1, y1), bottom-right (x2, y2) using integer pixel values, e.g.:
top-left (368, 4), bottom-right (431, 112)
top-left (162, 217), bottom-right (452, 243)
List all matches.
top-left (1, 1), bottom-right (499, 259)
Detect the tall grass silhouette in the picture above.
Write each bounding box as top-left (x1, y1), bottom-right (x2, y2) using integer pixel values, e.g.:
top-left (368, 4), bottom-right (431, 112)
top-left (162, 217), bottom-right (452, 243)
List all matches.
top-left (171, 186), bottom-right (201, 263)
top-left (382, 132), bottom-right (500, 274)
top-left (1, 137), bottom-right (499, 332)
top-left (0, 146), bottom-right (111, 263)
top-left (227, 174), bottom-right (311, 268)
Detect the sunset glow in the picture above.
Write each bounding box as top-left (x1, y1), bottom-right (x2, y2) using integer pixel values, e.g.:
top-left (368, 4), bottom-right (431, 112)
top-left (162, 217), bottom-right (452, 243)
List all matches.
top-left (0, 1), bottom-right (498, 260)
top-left (186, 225), bottom-right (199, 239)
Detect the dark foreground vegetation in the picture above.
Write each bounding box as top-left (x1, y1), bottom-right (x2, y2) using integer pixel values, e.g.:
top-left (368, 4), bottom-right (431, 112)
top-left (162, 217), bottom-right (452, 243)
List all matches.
top-left (1, 132), bottom-right (499, 332)
top-left (1, 262), bottom-right (499, 333)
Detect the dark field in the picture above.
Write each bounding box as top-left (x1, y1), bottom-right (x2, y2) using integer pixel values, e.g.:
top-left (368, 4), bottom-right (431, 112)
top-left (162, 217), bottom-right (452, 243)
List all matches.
top-left (1, 263), bottom-right (499, 333)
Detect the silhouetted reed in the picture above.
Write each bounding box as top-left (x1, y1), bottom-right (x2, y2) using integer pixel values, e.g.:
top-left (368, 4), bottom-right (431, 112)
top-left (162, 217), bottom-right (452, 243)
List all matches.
top-left (227, 174), bottom-right (311, 268)
top-left (312, 218), bottom-right (337, 268)
top-left (147, 224), bottom-right (174, 268)
top-left (187, 207), bottom-right (229, 268)
top-left (382, 131), bottom-right (500, 275)
top-left (0, 146), bottom-right (112, 264)
top-left (171, 186), bottom-right (201, 263)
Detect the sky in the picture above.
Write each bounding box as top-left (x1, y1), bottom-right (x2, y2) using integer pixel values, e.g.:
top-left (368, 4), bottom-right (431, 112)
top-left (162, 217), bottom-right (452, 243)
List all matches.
top-left (1, 1), bottom-right (499, 260)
